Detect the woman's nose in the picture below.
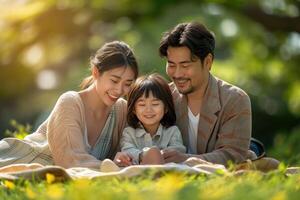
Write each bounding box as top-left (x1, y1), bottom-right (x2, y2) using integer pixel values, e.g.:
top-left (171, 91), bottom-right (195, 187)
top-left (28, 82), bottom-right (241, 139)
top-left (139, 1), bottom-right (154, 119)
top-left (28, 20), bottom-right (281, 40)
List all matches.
top-left (115, 84), bottom-right (124, 96)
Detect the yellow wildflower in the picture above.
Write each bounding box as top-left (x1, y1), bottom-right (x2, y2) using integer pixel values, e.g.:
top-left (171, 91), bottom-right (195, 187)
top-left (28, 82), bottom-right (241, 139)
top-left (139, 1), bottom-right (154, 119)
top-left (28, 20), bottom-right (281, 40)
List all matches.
top-left (26, 187), bottom-right (37, 199)
top-left (4, 180), bottom-right (15, 190)
top-left (46, 173), bottom-right (56, 184)
top-left (46, 184), bottom-right (63, 199)
top-left (73, 178), bottom-right (90, 190)
top-left (271, 191), bottom-right (286, 200)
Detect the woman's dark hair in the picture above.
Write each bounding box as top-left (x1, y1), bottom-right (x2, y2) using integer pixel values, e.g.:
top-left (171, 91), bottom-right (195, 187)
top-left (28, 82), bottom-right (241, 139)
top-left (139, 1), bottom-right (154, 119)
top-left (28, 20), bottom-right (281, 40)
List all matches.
top-left (127, 73), bottom-right (176, 128)
top-left (159, 22), bottom-right (215, 63)
top-left (80, 41), bottom-right (139, 89)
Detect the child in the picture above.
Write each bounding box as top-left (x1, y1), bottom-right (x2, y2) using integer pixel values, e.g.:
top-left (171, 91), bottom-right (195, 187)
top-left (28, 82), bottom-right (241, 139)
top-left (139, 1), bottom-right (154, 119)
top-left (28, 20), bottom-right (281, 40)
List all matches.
top-left (120, 73), bottom-right (186, 165)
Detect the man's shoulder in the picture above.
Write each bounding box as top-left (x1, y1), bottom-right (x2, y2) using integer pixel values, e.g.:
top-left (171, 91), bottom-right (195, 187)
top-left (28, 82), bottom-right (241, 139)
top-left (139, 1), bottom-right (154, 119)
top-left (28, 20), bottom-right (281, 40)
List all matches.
top-left (214, 76), bottom-right (249, 99)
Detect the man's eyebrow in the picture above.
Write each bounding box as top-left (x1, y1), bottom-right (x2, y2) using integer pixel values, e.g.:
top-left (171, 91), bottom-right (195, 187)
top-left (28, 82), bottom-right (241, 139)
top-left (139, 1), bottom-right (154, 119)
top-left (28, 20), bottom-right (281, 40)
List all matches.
top-left (167, 60), bottom-right (192, 64)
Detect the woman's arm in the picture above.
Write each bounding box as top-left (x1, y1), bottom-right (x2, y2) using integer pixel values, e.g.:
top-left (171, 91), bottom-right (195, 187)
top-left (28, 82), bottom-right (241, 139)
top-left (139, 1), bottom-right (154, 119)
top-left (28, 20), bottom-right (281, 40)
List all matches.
top-left (47, 92), bottom-right (101, 169)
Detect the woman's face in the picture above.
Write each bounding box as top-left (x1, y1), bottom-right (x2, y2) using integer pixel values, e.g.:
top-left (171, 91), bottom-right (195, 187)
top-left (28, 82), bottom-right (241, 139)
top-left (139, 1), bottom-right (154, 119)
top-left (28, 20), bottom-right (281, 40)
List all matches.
top-left (94, 66), bottom-right (135, 107)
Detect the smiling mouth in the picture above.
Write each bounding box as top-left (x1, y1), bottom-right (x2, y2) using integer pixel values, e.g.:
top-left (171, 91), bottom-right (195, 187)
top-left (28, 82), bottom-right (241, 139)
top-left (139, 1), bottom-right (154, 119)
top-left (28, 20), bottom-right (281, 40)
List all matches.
top-left (107, 93), bottom-right (119, 101)
top-left (143, 115), bottom-right (155, 119)
top-left (174, 79), bottom-right (189, 86)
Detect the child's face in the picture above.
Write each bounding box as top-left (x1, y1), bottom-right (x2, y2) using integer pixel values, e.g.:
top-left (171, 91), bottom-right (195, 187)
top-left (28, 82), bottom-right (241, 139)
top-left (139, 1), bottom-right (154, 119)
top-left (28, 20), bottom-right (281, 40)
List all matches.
top-left (134, 92), bottom-right (165, 133)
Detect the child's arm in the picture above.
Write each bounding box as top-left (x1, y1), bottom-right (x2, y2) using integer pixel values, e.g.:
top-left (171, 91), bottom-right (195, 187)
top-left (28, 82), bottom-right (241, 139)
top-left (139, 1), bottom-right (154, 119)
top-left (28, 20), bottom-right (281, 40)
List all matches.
top-left (120, 127), bottom-right (143, 164)
top-left (165, 126), bottom-right (186, 153)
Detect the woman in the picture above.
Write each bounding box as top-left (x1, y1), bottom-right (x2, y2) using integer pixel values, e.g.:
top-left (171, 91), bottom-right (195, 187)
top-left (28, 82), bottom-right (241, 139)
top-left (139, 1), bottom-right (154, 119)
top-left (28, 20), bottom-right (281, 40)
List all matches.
top-left (0, 41), bottom-right (138, 170)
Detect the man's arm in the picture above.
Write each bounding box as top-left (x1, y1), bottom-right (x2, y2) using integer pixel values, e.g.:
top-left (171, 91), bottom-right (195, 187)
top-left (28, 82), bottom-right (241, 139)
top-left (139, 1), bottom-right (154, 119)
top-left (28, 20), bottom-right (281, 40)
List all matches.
top-left (163, 93), bottom-right (251, 166)
top-left (200, 93), bottom-right (252, 165)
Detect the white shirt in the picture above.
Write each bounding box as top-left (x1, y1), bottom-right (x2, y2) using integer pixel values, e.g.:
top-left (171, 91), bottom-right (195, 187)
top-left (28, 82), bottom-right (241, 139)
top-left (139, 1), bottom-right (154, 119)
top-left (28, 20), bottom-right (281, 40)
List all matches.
top-left (187, 107), bottom-right (200, 154)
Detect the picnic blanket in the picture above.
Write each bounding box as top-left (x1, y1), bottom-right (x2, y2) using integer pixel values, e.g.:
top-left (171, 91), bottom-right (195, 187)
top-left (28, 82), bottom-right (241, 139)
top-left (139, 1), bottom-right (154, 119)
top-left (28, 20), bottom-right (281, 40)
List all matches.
top-left (0, 158), bottom-right (299, 182)
top-left (0, 163), bottom-right (219, 182)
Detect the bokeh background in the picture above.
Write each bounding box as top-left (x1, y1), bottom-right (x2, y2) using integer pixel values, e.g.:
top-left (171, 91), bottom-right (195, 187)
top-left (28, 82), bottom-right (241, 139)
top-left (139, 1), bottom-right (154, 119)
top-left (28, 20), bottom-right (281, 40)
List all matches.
top-left (0, 0), bottom-right (299, 164)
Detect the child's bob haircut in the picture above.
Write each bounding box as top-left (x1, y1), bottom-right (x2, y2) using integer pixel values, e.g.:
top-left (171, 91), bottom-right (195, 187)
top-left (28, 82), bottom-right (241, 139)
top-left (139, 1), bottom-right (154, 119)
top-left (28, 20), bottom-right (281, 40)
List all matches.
top-left (127, 73), bottom-right (176, 129)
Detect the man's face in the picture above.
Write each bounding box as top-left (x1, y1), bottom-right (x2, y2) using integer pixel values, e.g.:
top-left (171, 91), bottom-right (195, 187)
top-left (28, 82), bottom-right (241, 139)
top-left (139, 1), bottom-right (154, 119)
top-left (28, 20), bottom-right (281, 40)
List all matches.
top-left (166, 46), bottom-right (210, 95)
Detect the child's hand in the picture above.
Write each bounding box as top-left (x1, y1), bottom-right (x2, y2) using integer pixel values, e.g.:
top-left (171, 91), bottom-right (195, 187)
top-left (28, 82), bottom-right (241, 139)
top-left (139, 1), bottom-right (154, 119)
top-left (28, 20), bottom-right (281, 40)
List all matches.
top-left (113, 152), bottom-right (133, 167)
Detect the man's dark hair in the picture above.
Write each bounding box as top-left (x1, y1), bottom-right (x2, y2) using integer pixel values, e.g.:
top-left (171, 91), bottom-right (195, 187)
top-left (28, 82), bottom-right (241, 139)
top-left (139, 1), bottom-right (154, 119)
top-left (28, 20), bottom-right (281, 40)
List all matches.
top-left (159, 22), bottom-right (215, 63)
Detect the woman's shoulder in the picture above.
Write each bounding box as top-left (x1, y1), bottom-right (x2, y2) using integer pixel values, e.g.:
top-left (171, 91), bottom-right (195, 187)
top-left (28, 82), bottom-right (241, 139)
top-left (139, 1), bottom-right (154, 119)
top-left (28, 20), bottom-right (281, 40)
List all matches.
top-left (56, 91), bottom-right (81, 105)
top-left (58, 91), bottom-right (79, 100)
top-left (52, 91), bottom-right (83, 114)
top-left (114, 98), bottom-right (127, 113)
top-left (115, 97), bottom-right (127, 107)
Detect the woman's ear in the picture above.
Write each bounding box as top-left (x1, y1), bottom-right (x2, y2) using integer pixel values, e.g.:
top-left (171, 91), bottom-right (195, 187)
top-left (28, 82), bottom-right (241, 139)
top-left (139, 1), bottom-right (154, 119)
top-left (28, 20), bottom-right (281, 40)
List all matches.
top-left (92, 66), bottom-right (100, 79)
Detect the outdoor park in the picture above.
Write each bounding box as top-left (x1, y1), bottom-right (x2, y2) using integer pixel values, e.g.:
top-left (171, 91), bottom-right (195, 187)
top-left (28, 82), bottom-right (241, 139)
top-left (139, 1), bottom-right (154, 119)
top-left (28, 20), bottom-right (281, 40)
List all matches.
top-left (0, 0), bottom-right (300, 199)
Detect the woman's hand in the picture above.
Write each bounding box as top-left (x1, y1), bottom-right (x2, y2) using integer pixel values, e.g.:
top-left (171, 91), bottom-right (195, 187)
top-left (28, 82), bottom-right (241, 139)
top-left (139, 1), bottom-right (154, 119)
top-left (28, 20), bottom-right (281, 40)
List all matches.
top-left (113, 152), bottom-right (133, 167)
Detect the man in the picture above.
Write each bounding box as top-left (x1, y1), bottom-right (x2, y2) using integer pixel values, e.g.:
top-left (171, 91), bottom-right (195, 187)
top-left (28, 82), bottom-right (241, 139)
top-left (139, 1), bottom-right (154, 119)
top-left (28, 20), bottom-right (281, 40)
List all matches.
top-left (159, 22), bottom-right (253, 166)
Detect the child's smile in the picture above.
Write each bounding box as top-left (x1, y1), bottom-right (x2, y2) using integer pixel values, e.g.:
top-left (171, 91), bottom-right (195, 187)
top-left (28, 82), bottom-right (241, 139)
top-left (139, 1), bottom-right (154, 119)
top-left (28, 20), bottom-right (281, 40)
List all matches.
top-left (134, 92), bottom-right (165, 135)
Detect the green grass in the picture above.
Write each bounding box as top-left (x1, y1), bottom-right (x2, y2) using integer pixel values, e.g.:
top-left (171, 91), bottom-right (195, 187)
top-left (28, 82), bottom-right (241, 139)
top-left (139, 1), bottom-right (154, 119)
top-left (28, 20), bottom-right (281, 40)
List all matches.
top-left (1, 170), bottom-right (300, 200)
top-left (1, 121), bottom-right (299, 199)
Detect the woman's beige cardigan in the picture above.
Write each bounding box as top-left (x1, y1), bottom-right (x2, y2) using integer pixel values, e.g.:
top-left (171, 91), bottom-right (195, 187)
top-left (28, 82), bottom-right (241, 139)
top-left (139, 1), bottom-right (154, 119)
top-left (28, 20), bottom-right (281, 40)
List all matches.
top-left (0, 91), bottom-right (127, 169)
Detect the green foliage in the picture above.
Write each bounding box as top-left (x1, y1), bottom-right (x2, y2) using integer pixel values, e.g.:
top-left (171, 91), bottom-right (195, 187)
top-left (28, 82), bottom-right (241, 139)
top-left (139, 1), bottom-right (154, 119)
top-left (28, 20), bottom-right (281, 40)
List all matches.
top-left (268, 127), bottom-right (300, 166)
top-left (0, 0), bottom-right (300, 149)
top-left (0, 171), bottom-right (300, 200)
top-left (4, 120), bottom-right (31, 139)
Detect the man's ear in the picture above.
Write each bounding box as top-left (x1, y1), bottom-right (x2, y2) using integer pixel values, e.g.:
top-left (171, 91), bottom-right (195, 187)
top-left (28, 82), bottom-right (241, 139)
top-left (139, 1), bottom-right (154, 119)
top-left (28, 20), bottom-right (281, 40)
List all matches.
top-left (92, 66), bottom-right (100, 79)
top-left (204, 53), bottom-right (213, 71)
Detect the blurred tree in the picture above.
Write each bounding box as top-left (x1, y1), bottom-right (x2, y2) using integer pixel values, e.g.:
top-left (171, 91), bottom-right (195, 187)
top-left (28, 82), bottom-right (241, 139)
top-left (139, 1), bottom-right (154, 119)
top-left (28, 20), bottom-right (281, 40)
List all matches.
top-left (0, 0), bottom-right (299, 152)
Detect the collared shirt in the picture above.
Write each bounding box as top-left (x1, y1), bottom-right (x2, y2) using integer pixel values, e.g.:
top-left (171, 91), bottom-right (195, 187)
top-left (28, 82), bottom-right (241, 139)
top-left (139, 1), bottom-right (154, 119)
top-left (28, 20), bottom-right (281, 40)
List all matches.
top-left (120, 124), bottom-right (186, 164)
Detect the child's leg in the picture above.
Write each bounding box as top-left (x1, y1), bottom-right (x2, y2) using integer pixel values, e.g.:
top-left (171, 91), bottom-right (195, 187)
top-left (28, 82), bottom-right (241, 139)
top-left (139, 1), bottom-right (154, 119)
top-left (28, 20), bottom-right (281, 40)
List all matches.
top-left (141, 147), bottom-right (165, 165)
top-left (100, 159), bottom-right (121, 172)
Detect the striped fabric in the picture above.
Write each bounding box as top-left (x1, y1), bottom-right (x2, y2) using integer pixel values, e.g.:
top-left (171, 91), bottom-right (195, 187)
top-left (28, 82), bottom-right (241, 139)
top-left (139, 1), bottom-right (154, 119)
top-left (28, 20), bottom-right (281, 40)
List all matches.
top-left (0, 91), bottom-right (127, 169)
top-left (0, 138), bottom-right (53, 167)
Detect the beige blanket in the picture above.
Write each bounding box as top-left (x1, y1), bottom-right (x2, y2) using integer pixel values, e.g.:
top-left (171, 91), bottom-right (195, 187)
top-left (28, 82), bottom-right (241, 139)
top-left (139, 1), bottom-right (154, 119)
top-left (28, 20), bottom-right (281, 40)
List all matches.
top-left (0, 163), bottom-right (218, 182)
top-left (0, 158), bottom-right (298, 182)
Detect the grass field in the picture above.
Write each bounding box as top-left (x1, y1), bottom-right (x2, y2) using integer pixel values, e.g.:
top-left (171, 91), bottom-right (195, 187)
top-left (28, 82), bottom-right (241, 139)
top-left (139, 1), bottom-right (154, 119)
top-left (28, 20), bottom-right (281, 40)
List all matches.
top-left (1, 122), bottom-right (299, 200)
top-left (1, 168), bottom-right (300, 200)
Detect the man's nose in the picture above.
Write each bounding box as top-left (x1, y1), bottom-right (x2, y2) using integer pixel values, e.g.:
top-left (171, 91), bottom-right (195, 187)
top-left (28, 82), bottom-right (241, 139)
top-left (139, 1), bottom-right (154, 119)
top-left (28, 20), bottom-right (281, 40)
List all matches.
top-left (173, 66), bottom-right (182, 78)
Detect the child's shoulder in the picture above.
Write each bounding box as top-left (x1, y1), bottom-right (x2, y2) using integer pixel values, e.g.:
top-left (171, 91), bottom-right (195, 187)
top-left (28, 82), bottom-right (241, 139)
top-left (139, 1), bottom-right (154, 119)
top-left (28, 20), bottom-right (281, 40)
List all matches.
top-left (163, 125), bottom-right (180, 132)
top-left (123, 126), bottom-right (136, 133)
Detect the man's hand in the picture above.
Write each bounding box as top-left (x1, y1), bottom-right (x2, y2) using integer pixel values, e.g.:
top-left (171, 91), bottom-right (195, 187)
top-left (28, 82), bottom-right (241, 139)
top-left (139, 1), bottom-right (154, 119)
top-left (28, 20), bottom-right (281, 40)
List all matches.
top-left (113, 152), bottom-right (133, 167)
top-left (161, 149), bottom-right (189, 163)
